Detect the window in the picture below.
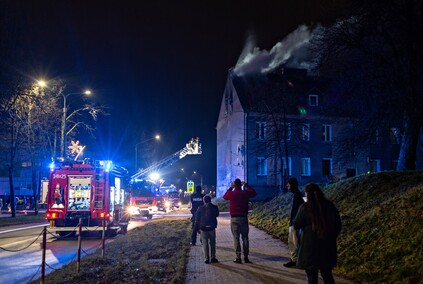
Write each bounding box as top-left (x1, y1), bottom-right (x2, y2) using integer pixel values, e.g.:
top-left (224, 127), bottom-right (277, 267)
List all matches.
top-left (257, 157), bottom-right (267, 176)
top-left (309, 94), bottom-right (319, 106)
top-left (370, 159), bottom-right (381, 173)
top-left (302, 124), bottom-right (310, 141)
top-left (372, 128), bottom-right (380, 144)
top-left (282, 157), bottom-right (292, 176)
top-left (390, 128), bottom-right (400, 144)
top-left (256, 122), bottom-right (266, 140)
top-left (322, 124), bottom-right (332, 142)
top-left (283, 123), bottom-right (291, 141)
top-left (300, 158), bottom-right (311, 176)
top-left (224, 91), bottom-right (233, 115)
top-left (322, 159), bottom-right (332, 176)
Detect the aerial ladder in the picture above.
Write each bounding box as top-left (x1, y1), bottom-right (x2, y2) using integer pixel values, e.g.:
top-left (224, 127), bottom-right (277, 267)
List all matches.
top-left (131, 138), bottom-right (202, 180)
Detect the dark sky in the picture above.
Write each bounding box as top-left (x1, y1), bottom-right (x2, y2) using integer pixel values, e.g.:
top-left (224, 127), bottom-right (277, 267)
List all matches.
top-left (0, 0), bottom-right (346, 186)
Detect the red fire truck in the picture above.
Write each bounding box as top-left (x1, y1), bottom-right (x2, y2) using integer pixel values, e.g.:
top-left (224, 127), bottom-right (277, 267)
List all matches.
top-left (45, 159), bottom-right (130, 236)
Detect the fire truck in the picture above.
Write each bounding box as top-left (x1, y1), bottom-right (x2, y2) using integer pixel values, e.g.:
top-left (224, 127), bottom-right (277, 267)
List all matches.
top-left (45, 159), bottom-right (130, 236)
top-left (129, 138), bottom-right (202, 218)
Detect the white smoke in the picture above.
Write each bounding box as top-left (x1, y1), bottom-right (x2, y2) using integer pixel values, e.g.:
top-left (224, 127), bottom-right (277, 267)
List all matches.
top-left (234, 25), bottom-right (317, 76)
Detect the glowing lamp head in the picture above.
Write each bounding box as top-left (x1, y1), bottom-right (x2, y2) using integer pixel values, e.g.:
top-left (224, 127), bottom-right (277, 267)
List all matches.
top-left (37, 80), bottom-right (47, 88)
top-left (149, 172), bottom-right (160, 181)
top-left (104, 161), bottom-right (113, 172)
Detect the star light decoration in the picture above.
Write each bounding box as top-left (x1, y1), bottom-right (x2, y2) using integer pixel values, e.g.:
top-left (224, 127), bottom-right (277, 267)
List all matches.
top-left (68, 140), bottom-right (86, 160)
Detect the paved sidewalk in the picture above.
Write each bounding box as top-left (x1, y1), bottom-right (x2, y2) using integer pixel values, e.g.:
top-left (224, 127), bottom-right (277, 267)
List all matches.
top-left (186, 213), bottom-right (351, 284)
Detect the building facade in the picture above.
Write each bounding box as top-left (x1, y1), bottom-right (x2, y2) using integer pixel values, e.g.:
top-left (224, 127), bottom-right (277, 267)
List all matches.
top-left (216, 67), bottom-right (423, 200)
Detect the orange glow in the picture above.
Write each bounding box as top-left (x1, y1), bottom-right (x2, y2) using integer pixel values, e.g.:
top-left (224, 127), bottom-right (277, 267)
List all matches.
top-left (52, 213), bottom-right (57, 218)
top-left (100, 212), bottom-right (105, 218)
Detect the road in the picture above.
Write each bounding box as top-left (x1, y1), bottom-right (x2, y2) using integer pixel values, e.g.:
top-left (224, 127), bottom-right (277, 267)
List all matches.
top-left (0, 216), bottom-right (158, 284)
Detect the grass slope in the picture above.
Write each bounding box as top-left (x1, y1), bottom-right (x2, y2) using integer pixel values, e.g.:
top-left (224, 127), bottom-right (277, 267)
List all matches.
top-left (36, 219), bottom-right (191, 284)
top-left (249, 171), bottom-right (423, 284)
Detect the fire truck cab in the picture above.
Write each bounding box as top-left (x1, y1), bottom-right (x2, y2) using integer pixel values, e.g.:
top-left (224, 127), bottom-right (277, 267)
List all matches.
top-left (46, 159), bottom-right (130, 236)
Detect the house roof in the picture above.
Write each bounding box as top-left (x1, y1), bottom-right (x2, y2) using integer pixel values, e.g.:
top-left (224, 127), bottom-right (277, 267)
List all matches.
top-left (228, 66), bottom-right (332, 116)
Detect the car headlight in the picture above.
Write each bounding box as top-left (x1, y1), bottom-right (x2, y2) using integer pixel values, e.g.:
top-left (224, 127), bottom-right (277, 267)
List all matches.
top-left (129, 206), bottom-right (139, 214)
top-left (165, 201), bottom-right (171, 207)
top-left (178, 202), bottom-right (182, 206)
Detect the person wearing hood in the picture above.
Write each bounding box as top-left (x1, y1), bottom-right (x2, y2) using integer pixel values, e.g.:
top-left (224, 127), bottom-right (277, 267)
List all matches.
top-left (284, 177), bottom-right (304, 268)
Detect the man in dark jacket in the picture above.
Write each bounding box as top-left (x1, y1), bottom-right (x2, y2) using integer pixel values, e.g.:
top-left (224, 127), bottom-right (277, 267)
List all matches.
top-left (195, 195), bottom-right (220, 264)
top-left (223, 178), bottom-right (256, 264)
top-left (190, 185), bottom-right (205, 245)
top-left (284, 177), bottom-right (304, 268)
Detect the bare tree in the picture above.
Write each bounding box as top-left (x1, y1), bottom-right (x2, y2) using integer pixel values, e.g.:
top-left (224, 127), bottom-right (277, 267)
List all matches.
top-left (238, 67), bottom-right (309, 192)
top-left (312, 0), bottom-right (423, 170)
top-left (0, 79), bottom-right (107, 217)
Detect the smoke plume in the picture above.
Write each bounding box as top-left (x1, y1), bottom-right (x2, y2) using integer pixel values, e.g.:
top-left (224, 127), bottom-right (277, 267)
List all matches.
top-left (234, 25), bottom-right (317, 76)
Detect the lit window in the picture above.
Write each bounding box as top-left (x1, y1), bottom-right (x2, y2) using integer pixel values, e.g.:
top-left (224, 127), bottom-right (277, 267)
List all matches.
top-left (300, 158), bottom-right (311, 176)
top-left (309, 94), bottom-right (318, 106)
top-left (302, 124), bottom-right (310, 141)
top-left (282, 157), bottom-right (292, 176)
top-left (257, 157), bottom-right (267, 176)
top-left (256, 122), bottom-right (266, 140)
top-left (322, 124), bottom-right (332, 142)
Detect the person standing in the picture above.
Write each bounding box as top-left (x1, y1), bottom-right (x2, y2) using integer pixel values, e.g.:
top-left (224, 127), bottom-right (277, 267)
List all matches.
top-left (223, 178), bottom-right (256, 264)
top-left (293, 183), bottom-right (341, 284)
top-left (195, 195), bottom-right (220, 264)
top-left (284, 177), bottom-right (304, 268)
top-left (190, 185), bottom-right (205, 245)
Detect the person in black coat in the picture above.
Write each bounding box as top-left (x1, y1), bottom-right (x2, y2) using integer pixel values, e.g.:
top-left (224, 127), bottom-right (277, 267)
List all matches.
top-left (284, 177), bottom-right (304, 268)
top-left (195, 195), bottom-right (220, 264)
top-left (294, 183), bottom-right (341, 284)
top-left (190, 185), bottom-right (205, 245)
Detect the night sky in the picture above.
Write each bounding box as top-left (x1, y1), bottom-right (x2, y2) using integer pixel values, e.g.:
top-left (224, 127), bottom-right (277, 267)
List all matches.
top-left (0, 1), bottom-right (346, 186)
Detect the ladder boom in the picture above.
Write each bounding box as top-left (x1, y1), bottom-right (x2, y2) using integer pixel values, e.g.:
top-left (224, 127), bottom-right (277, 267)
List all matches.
top-left (131, 138), bottom-right (201, 180)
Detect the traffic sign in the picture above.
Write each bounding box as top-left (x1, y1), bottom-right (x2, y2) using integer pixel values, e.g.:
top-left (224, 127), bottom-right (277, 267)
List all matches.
top-left (187, 180), bottom-right (194, 193)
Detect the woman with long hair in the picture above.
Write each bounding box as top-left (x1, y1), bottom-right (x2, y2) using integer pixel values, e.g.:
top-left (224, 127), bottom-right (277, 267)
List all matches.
top-left (293, 183), bottom-right (341, 284)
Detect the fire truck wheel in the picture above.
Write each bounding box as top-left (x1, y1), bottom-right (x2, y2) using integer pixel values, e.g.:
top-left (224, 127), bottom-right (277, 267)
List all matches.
top-left (147, 214), bottom-right (153, 220)
top-left (121, 225), bottom-right (128, 234)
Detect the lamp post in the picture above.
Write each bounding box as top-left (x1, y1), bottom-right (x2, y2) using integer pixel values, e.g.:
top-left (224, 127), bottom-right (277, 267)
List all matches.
top-left (60, 90), bottom-right (91, 158)
top-left (193, 171), bottom-right (203, 187)
top-left (134, 135), bottom-right (160, 170)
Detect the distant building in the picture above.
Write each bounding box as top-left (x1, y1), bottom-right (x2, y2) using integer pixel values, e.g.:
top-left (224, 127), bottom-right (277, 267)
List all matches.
top-left (216, 67), bottom-right (423, 200)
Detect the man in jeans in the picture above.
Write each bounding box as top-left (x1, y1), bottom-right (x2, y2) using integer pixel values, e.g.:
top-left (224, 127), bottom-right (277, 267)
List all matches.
top-left (284, 177), bottom-right (304, 268)
top-left (223, 178), bottom-right (256, 264)
top-left (195, 195), bottom-right (220, 264)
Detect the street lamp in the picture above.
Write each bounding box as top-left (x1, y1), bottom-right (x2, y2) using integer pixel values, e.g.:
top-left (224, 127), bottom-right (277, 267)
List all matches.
top-left (61, 90), bottom-right (91, 158)
top-left (37, 80), bottom-right (47, 88)
top-left (134, 135), bottom-right (160, 170)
